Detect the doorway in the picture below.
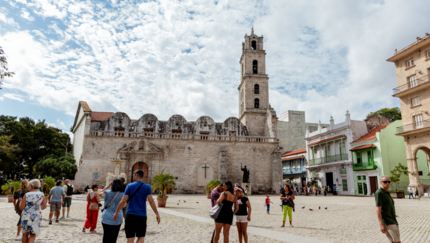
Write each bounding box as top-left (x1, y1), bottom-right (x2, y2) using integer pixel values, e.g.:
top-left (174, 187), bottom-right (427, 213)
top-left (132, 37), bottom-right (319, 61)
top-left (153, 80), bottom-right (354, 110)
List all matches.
top-left (369, 176), bottom-right (378, 194)
top-left (131, 162), bottom-right (149, 183)
top-left (326, 172), bottom-right (333, 191)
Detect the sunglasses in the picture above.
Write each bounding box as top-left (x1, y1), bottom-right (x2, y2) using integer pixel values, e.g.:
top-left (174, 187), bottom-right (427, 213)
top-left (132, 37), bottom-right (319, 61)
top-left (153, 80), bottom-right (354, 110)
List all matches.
top-left (381, 181), bottom-right (391, 184)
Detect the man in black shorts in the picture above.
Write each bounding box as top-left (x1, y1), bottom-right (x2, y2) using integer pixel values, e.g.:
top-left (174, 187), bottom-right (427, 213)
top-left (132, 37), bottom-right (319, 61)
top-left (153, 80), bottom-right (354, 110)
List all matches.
top-left (114, 170), bottom-right (160, 243)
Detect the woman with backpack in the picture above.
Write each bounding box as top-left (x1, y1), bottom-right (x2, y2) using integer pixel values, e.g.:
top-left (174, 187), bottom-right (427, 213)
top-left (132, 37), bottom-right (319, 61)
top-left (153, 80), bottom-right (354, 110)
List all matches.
top-left (19, 179), bottom-right (47, 243)
top-left (280, 184), bottom-right (295, 227)
top-left (99, 179), bottom-right (125, 243)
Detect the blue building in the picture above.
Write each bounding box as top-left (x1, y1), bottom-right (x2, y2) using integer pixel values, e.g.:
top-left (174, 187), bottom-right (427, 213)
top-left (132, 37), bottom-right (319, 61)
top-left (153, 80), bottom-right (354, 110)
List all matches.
top-left (282, 148), bottom-right (307, 186)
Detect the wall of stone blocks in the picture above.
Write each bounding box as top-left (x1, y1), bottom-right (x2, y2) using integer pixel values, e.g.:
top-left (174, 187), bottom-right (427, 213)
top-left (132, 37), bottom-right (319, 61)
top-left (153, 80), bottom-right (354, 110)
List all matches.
top-left (73, 136), bottom-right (282, 194)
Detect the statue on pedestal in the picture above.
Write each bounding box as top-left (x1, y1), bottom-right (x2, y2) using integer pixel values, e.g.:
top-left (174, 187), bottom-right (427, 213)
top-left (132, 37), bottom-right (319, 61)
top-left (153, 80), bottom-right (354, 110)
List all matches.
top-left (241, 164), bottom-right (250, 183)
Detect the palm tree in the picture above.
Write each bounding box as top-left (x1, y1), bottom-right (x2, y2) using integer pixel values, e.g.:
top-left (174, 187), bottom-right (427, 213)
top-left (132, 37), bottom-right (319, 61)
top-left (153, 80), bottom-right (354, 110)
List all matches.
top-left (151, 170), bottom-right (176, 198)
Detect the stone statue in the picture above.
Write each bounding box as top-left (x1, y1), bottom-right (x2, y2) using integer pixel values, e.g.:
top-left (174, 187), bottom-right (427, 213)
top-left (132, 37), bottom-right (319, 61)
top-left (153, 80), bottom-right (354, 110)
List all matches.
top-left (241, 164), bottom-right (250, 183)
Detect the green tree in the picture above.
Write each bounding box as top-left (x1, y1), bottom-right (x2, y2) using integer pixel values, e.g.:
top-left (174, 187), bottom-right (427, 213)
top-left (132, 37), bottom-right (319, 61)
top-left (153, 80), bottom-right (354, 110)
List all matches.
top-left (204, 179), bottom-right (222, 194)
top-left (0, 115), bottom-right (72, 177)
top-left (367, 107), bottom-right (401, 122)
top-left (389, 163), bottom-right (415, 192)
top-left (34, 155), bottom-right (77, 180)
top-left (0, 46), bottom-right (15, 90)
top-left (151, 170), bottom-right (176, 198)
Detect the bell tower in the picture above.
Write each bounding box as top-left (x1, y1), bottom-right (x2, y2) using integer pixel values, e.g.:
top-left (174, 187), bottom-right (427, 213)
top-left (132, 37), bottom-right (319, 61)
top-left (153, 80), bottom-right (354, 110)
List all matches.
top-left (238, 28), bottom-right (269, 136)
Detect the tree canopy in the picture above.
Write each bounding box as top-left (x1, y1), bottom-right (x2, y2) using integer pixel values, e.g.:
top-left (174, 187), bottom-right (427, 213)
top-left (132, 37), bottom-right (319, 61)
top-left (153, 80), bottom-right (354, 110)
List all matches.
top-left (366, 107), bottom-right (401, 122)
top-left (35, 156), bottom-right (77, 181)
top-left (0, 115), bottom-right (72, 178)
top-left (0, 46), bottom-right (15, 90)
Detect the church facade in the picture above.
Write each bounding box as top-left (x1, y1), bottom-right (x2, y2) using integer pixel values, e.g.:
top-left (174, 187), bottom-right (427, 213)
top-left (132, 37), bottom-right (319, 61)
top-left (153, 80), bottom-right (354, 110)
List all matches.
top-left (71, 29), bottom-right (282, 194)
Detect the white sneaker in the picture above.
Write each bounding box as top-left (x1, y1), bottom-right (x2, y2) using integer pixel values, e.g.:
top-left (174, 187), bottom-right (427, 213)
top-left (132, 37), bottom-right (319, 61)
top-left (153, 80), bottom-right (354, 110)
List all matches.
top-left (15, 235), bottom-right (22, 241)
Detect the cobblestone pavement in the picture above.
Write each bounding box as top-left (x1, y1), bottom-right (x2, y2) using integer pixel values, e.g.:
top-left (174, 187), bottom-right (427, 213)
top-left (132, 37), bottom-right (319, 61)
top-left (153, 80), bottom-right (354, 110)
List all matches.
top-left (1, 194), bottom-right (429, 242)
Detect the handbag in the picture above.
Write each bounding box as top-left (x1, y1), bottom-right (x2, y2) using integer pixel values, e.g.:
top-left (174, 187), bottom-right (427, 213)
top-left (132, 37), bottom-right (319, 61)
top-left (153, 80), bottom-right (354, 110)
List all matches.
top-left (88, 193), bottom-right (99, 211)
top-left (209, 203), bottom-right (223, 219)
top-left (101, 192), bottom-right (120, 212)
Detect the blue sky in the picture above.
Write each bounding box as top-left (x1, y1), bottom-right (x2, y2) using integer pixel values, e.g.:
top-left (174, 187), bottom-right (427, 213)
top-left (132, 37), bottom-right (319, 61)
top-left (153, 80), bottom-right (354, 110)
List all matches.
top-left (1, 0), bottom-right (429, 139)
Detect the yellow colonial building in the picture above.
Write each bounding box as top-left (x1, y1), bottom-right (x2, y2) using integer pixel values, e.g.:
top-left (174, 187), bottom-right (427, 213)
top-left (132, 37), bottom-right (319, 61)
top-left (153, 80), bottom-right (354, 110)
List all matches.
top-left (387, 34), bottom-right (430, 195)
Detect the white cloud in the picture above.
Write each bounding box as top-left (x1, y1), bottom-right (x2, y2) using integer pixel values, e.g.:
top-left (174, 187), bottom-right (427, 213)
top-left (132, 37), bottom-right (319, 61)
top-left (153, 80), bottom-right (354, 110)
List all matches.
top-left (20, 9), bottom-right (35, 21)
top-left (0, 97), bottom-right (4, 101)
top-left (0, 9), bottom-right (19, 27)
top-left (3, 93), bottom-right (24, 102)
top-left (1, 0), bottom-right (429, 126)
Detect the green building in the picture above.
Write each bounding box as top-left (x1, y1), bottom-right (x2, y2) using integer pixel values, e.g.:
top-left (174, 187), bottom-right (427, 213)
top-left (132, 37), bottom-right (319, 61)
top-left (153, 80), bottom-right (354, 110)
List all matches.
top-left (350, 120), bottom-right (427, 195)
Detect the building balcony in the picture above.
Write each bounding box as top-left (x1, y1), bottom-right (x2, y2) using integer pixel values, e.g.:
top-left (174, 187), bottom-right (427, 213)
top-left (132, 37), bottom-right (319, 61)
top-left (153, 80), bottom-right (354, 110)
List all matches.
top-left (393, 75), bottom-right (430, 97)
top-left (396, 119), bottom-right (430, 136)
top-left (339, 168), bottom-right (347, 175)
top-left (353, 161), bottom-right (377, 170)
top-left (309, 154), bottom-right (349, 165)
top-left (283, 167), bottom-right (307, 175)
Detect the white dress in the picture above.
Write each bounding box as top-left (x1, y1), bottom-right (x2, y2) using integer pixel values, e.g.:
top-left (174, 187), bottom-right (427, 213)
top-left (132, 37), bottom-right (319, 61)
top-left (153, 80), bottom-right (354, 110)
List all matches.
top-left (21, 191), bottom-right (44, 234)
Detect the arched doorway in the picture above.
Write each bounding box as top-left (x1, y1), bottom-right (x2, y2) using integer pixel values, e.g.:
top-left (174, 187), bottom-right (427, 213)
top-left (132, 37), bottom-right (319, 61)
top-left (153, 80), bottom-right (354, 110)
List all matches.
top-left (415, 147), bottom-right (430, 185)
top-left (131, 162), bottom-right (149, 184)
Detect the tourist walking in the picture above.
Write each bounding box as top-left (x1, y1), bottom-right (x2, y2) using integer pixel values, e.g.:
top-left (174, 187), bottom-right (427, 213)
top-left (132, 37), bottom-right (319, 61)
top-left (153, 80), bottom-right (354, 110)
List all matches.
top-left (48, 180), bottom-right (65, 224)
top-left (211, 183), bottom-right (224, 207)
top-left (13, 179), bottom-right (29, 241)
top-left (214, 181), bottom-right (239, 243)
top-left (313, 185), bottom-right (316, 196)
top-left (336, 186), bottom-right (339, 196)
top-left (100, 179), bottom-right (125, 243)
top-left (234, 186), bottom-right (251, 243)
top-left (114, 169), bottom-right (160, 243)
top-left (328, 186), bottom-right (331, 196)
top-left (280, 184), bottom-right (295, 227)
top-left (265, 194), bottom-right (273, 214)
top-left (61, 179), bottom-right (74, 219)
top-left (19, 179), bottom-right (47, 243)
top-left (83, 185), bottom-right (100, 233)
top-left (323, 186), bottom-right (327, 196)
top-left (408, 187), bottom-right (415, 199)
top-left (375, 176), bottom-right (400, 243)
top-left (415, 187), bottom-right (420, 200)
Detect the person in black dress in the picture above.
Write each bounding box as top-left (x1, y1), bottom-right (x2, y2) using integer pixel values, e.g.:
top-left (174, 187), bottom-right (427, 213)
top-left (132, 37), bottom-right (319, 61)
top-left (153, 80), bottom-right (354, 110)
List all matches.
top-left (214, 181), bottom-right (239, 243)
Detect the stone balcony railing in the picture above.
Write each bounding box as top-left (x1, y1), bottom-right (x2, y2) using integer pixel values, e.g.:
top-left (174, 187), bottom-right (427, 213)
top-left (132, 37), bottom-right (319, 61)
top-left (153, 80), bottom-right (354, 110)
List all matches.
top-left (396, 119), bottom-right (430, 134)
top-left (393, 75), bottom-right (429, 95)
top-left (309, 154), bottom-right (349, 165)
top-left (88, 131), bottom-right (278, 143)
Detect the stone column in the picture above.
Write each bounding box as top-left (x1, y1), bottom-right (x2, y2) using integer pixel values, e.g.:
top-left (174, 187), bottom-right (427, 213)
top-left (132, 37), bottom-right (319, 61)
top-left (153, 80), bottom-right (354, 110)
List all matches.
top-left (218, 147), bottom-right (228, 183)
top-left (271, 147), bottom-right (282, 194)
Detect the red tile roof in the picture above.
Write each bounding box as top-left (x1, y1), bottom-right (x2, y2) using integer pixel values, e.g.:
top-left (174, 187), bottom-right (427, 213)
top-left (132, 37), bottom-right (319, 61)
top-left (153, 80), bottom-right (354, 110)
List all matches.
top-left (308, 135), bottom-right (346, 146)
top-left (282, 155), bottom-right (305, 161)
top-left (91, 112), bottom-right (114, 121)
top-left (351, 123), bottom-right (391, 144)
top-left (350, 144), bottom-right (376, 151)
top-left (281, 148), bottom-right (306, 157)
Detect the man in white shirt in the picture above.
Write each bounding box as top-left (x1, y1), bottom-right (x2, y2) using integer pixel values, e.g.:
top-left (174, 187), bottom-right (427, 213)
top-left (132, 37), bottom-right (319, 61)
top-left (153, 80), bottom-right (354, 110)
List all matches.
top-left (407, 187), bottom-right (415, 200)
top-left (61, 179), bottom-right (74, 219)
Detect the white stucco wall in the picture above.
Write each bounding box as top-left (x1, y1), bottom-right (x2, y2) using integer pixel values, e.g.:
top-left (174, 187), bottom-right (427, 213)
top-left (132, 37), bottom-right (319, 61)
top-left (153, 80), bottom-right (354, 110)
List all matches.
top-left (72, 107), bottom-right (85, 168)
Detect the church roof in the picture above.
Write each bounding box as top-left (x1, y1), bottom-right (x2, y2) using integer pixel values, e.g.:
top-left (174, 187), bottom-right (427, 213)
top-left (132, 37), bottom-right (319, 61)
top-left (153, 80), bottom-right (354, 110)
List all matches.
top-left (91, 112), bottom-right (114, 122)
top-left (351, 123), bottom-right (391, 144)
top-left (72, 101), bottom-right (92, 132)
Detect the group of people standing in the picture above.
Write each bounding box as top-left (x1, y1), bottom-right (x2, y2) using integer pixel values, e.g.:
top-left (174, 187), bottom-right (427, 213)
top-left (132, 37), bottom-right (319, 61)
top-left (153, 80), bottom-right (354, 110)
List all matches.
top-left (281, 184), bottom-right (338, 196)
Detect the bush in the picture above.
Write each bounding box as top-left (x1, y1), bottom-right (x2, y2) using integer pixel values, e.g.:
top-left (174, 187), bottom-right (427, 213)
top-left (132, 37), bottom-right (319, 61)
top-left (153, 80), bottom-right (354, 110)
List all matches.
top-left (151, 170), bottom-right (176, 198)
top-left (1, 179), bottom-right (20, 194)
top-left (204, 179), bottom-right (222, 194)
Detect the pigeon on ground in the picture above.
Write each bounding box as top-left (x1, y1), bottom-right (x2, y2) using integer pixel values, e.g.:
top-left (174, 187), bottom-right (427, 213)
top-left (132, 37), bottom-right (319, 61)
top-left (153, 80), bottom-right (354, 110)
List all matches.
top-left (319, 206), bottom-right (321, 210)
top-left (196, 202), bottom-right (199, 203)
top-left (325, 207), bottom-right (327, 210)
top-left (184, 200), bottom-right (186, 203)
top-left (302, 206), bottom-right (305, 209)
top-left (177, 203), bottom-right (179, 205)
top-left (309, 208), bottom-right (313, 211)
top-left (396, 215), bottom-right (399, 217)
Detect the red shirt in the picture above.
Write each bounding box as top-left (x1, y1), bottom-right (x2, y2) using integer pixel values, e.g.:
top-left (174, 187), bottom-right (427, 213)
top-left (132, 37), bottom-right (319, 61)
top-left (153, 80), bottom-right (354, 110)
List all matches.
top-left (265, 198), bottom-right (270, 205)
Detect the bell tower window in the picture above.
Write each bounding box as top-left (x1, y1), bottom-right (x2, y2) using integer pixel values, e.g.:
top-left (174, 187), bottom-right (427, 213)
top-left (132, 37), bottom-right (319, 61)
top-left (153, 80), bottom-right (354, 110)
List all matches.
top-left (251, 41), bottom-right (257, 50)
top-left (254, 84), bottom-right (259, 94)
top-left (253, 60), bottom-right (258, 74)
top-left (254, 98), bottom-right (259, 108)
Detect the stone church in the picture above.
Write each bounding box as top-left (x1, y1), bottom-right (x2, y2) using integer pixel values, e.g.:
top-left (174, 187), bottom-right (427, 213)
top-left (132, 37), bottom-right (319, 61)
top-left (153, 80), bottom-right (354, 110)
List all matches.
top-left (71, 29), bottom-right (283, 193)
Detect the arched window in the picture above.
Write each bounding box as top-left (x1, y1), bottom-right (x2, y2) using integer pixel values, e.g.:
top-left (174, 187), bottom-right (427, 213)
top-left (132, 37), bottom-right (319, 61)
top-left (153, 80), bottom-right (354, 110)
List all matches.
top-left (254, 98), bottom-right (259, 108)
top-left (254, 84), bottom-right (259, 94)
top-left (251, 41), bottom-right (257, 50)
top-left (253, 60), bottom-right (258, 74)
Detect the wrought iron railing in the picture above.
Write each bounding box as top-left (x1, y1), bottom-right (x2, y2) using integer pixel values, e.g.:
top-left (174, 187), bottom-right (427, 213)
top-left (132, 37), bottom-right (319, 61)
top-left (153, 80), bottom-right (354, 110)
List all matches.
top-left (396, 119), bottom-right (430, 134)
top-left (89, 131), bottom-right (278, 143)
top-left (309, 154), bottom-right (348, 165)
top-left (353, 160), bottom-right (377, 170)
top-left (393, 75), bottom-right (430, 94)
top-left (419, 179), bottom-right (430, 184)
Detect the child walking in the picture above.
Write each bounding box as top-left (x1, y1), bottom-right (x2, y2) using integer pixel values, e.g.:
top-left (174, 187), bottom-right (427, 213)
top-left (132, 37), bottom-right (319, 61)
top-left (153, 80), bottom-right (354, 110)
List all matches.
top-left (265, 194), bottom-right (273, 214)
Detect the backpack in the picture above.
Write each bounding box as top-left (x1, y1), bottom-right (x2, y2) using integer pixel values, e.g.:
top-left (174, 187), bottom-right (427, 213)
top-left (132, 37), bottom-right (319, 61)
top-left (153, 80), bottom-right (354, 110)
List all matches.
top-left (66, 185), bottom-right (74, 196)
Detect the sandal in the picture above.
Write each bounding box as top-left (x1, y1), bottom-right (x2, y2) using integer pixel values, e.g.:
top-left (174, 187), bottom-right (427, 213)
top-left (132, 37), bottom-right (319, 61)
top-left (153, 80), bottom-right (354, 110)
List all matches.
top-left (82, 228), bottom-right (86, 233)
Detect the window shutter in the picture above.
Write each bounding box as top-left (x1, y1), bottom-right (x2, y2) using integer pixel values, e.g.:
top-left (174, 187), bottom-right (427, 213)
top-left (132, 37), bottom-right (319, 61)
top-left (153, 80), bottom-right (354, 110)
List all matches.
top-left (427, 50), bottom-right (430, 59)
top-left (412, 97), bottom-right (420, 106)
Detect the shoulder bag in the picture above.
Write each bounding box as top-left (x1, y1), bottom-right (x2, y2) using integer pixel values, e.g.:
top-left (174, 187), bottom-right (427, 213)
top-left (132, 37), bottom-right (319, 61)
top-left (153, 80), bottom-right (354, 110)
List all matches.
top-left (101, 191), bottom-right (120, 212)
top-left (209, 191), bottom-right (230, 219)
top-left (89, 193), bottom-right (99, 211)
top-left (127, 182), bottom-right (144, 203)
